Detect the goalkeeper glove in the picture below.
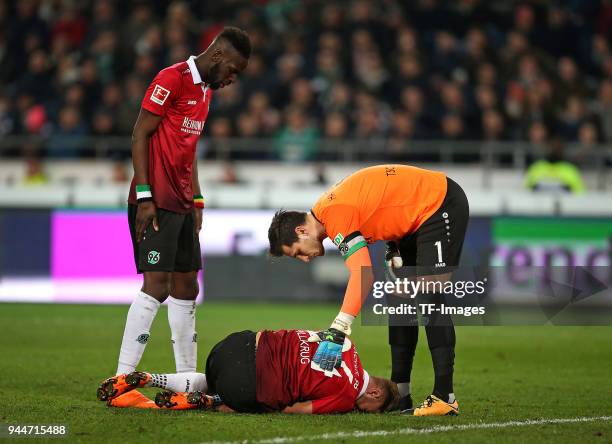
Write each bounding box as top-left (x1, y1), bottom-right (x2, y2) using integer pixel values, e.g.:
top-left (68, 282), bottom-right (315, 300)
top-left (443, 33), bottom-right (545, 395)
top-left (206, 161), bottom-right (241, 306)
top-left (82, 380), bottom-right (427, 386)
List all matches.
top-left (308, 312), bottom-right (354, 371)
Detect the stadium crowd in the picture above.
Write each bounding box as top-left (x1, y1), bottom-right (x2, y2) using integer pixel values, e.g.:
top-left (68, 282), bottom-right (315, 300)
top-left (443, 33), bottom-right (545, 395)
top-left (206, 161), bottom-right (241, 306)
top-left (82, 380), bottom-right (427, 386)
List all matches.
top-left (0, 0), bottom-right (611, 161)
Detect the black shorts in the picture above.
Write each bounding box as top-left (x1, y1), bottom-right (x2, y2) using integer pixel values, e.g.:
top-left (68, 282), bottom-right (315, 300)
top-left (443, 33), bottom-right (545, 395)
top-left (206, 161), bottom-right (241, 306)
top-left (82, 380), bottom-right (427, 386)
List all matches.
top-left (128, 204), bottom-right (202, 273)
top-left (395, 177), bottom-right (469, 275)
top-left (205, 330), bottom-right (263, 413)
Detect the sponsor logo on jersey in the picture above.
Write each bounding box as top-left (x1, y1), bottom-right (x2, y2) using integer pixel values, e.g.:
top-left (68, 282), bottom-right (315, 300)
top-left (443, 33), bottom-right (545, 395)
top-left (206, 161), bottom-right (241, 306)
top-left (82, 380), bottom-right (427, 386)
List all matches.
top-left (150, 84), bottom-right (170, 105)
top-left (181, 117), bottom-right (205, 135)
top-left (187, 100), bottom-right (197, 105)
top-left (333, 233), bottom-right (344, 246)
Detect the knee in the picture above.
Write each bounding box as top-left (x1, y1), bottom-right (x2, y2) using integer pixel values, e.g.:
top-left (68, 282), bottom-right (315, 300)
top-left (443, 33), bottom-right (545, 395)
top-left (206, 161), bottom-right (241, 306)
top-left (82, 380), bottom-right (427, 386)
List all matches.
top-left (173, 276), bottom-right (199, 300)
top-left (142, 273), bottom-right (171, 302)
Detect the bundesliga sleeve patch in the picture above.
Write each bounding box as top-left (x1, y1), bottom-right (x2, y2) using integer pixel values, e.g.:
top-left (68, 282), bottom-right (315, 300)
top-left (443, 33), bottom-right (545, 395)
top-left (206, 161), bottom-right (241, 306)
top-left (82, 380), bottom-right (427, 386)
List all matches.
top-left (337, 232), bottom-right (367, 259)
top-left (150, 84), bottom-right (170, 105)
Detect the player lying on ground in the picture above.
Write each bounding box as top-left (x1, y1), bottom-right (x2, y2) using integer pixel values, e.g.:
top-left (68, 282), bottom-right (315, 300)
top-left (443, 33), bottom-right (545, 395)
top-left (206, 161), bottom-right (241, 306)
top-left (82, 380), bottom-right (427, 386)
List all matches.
top-left (268, 164), bottom-right (469, 416)
top-left (98, 329), bottom-right (399, 414)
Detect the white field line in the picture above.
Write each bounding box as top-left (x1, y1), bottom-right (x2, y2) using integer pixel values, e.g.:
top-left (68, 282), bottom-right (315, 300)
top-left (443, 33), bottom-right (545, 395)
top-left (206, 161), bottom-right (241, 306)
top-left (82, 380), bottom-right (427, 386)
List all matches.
top-left (200, 415), bottom-right (612, 444)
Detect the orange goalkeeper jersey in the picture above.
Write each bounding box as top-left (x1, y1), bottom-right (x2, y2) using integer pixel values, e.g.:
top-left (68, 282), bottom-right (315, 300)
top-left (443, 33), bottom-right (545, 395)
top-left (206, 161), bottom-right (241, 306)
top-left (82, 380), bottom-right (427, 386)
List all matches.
top-left (311, 165), bottom-right (447, 259)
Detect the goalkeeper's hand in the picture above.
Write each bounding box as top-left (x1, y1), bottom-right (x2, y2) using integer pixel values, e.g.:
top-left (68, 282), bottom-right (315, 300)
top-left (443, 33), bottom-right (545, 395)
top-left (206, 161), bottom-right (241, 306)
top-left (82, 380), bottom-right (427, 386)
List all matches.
top-left (308, 312), bottom-right (354, 371)
top-left (385, 241), bottom-right (403, 269)
top-left (308, 328), bottom-right (346, 371)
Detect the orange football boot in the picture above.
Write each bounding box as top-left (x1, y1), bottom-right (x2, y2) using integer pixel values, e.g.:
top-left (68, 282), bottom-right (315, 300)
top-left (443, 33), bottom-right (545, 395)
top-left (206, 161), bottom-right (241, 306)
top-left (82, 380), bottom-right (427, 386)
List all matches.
top-left (412, 395), bottom-right (459, 416)
top-left (108, 390), bottom-right (159, 409)
top-left (96, 371), bottom-right (152, 401)
top-left (154, 390), bottom-right (212, 410)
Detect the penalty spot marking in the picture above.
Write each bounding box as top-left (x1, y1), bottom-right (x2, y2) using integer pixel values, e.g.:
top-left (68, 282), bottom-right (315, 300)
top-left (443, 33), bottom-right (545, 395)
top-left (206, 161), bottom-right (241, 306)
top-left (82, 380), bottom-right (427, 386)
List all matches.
top-left (200, 415), bottom-right (612, 444)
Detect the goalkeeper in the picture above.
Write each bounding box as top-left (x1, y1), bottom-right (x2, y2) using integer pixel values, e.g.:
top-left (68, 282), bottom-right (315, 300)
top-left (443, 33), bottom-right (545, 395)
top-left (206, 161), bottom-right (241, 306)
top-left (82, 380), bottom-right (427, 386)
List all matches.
top-left (97, 329), bottom-right (399, 414)
top-left (267, 164), bottom-right (469, 416)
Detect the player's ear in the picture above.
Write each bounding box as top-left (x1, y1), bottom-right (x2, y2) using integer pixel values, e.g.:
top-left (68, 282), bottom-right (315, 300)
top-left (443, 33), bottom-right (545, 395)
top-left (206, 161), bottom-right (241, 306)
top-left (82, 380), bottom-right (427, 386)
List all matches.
top-left (211, 48), bottom-right (223, 62)
top-left (367, 386), bottom-right (384, 400)
top-left (295, 225), bottom-right (308, 238)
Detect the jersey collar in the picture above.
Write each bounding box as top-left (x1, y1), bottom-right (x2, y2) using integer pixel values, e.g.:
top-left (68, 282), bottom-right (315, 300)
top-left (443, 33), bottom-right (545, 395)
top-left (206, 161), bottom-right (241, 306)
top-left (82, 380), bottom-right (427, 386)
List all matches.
top-left (186, 56), bottom-right (204, 85)
top-left (358, 370), bottom-right (369, 399)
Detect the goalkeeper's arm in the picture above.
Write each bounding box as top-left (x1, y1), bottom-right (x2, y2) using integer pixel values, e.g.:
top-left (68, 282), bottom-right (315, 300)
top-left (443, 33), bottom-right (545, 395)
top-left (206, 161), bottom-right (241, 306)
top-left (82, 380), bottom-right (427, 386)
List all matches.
top-left (339, 247), bottom-right (374, 318)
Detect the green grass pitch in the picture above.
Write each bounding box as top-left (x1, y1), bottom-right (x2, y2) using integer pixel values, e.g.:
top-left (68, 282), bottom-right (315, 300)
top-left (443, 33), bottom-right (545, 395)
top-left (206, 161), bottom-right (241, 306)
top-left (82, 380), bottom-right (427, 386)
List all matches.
top-left (1, 302), bottom-right (611, 443)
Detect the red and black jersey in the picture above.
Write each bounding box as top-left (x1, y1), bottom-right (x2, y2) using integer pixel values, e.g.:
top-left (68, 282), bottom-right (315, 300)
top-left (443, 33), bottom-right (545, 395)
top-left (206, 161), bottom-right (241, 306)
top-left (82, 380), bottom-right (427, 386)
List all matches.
top-left (128, 56), bottom-right (213, 213)
top-left (255, 329), bottom-right (368, 414)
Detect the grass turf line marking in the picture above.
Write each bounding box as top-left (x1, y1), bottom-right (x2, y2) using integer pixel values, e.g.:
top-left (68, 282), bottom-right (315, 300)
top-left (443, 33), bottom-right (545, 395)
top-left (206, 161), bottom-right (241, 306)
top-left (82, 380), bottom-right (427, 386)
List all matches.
top-left (200, 415), bottom-right (612, 444)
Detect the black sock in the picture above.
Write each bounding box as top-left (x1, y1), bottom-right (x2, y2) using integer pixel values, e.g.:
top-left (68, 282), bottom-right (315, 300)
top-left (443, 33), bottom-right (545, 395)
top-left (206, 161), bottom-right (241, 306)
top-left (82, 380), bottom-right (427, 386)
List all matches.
top-left (424, 301), bottom-right (456, 402)
top-left (388, 325), bottom-right (418, 386)
top-left (429, 344), bottom-right (455, 401)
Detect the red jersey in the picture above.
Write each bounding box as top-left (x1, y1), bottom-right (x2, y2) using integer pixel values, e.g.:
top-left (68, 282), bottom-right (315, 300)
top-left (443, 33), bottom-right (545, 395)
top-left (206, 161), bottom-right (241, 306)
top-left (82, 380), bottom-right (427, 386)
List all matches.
top-left (128, 56), bottom-right (213, 213)
top-left (255, 329), bottom-right (368, 414)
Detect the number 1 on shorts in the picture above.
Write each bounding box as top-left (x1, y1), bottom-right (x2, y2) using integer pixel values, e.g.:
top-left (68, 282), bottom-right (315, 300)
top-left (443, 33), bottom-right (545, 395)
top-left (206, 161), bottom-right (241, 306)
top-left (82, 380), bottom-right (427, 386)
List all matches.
top-left (434, 240), bottom-right (443, 263)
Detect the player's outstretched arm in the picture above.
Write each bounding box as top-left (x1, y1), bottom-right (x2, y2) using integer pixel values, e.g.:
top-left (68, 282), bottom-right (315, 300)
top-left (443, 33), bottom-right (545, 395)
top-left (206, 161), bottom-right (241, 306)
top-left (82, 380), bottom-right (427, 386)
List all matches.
top-left (132, 109), bottom-right (162, 242)
top-left (341, 247), bottom-right (374, 316)
top-left (308, 248), bottom-right (374, 371)
top-left (282, 401), bottom-right (313, 414)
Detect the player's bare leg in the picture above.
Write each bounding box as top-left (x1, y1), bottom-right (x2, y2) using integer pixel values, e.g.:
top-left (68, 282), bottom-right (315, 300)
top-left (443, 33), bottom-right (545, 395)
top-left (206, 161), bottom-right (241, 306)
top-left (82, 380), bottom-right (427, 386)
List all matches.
top-left (115, 272), bottom-right (170, 375)
top-left (169, 271), bottom-right (199, 372)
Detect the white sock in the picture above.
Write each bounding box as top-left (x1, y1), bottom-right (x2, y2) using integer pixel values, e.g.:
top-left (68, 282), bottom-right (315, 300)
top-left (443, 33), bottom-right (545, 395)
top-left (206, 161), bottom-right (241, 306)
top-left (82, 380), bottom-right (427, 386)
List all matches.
top-left (116, 291), bottom-right (161, 375)
top-left (167, 296), bottom-right (197, 373)
top-left (448, 393), bottom-right (456, 403)
top-left (397, 382), bottom-right (411, 398)
top-left (147, 372), bottom-right (207, 393)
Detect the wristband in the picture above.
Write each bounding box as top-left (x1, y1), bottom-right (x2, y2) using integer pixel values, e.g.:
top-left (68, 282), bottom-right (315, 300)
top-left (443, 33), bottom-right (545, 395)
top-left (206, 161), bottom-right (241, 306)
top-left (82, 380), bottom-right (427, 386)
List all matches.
top-left (136, 184), bottom-right (152, 203)
top-left (193, 194), bottom-right (204, 209)
top-left (330, 311), bottom-right (354, 336)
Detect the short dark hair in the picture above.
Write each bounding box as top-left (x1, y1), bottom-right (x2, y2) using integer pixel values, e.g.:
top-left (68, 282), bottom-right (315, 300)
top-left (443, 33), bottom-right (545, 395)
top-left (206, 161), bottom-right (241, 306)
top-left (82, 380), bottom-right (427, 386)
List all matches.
top-left (217, 26), bottom-right (251, 59)
top-left (268, 210), bottom-right (307, 257)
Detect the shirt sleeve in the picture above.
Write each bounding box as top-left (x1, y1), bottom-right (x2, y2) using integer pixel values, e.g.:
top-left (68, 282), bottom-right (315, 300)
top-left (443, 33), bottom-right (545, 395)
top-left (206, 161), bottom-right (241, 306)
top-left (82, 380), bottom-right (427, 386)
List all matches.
top-left (141, 68), bottom-right (182, 116)
top-left (320, 204), bottom-right (367, 260)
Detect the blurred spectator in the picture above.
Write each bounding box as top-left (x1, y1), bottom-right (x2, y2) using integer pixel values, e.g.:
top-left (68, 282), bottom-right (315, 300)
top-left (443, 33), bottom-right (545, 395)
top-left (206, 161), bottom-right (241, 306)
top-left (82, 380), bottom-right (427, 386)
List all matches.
top-left (482, 110), bottom-right (506, 141)
top-left (236, 112), bottom-right (261, 138)
top-left (205, 117), bottom-right (233, 159)
top-left (47, 106), bottom-right (87, 158)
top-left (386, 110), bottom-right (415, 158)
top-left (594, 79), bottom-right (612, 143)
top-left (528, 121), bottom-right (549, 147)
top-left (0, 95), bottom-right (17, 136)
top-left (525, 137), bottom-right (585, 194)
top-left (247, 91), bottom-right (280, 136)
top-left (312, 163), bottom-right (328, 186)
top-left (111, 160), bottom-right (129, 183)
top-left (0, 0), bottom-right (609, 160)
top-left (273, 107), bottom-right (318, 162)
top-left (558, 96), bottom-right (587, 141)
top-left (220, 162), bottom-right (244, 184)
top-left (18, 50), bottom-right (52, 102)
top-left (22, 155), bottom-right (48, 185)
top-left (440, 114), bottom-right (466, 140)
top-left (323, 112), bottom-right (349, 139)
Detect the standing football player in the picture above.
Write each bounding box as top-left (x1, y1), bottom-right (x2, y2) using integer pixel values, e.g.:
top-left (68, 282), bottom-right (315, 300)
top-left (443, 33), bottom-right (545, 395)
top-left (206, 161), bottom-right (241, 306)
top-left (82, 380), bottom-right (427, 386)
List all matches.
top-left (116, 27), bottom-right (250, 376)
top-left (267, 164), bottom-right (469, 416)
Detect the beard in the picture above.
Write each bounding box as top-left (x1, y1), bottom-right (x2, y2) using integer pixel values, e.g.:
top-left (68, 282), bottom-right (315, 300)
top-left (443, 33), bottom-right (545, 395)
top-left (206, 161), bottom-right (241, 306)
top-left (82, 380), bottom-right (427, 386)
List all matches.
top-left (207, 63), bottom-right (223, 90)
